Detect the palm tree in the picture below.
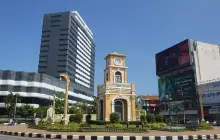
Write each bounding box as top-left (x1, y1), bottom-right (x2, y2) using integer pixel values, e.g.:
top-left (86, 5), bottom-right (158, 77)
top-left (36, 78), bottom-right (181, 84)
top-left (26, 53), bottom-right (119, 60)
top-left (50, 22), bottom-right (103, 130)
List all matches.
top-left (91, 96), bottom-right (98, 114)
top-left (4, 92), bottom-right (21, 118)
top-left (171, 104), bottom-right (184, 123)
top-left (54, 92), bottom-right (65, 114)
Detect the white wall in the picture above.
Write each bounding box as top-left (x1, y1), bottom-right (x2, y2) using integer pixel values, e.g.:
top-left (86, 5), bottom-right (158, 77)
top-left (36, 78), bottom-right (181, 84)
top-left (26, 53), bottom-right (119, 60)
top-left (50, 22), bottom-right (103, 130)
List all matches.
top-left (193, 41), bottom-right (220, 83)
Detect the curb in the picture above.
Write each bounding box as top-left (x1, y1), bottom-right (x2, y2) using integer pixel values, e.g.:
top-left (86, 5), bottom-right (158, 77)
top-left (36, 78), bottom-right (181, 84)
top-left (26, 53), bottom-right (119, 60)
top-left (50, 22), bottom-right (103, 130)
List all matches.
top-left (1, 131), bottom-right (220, 140)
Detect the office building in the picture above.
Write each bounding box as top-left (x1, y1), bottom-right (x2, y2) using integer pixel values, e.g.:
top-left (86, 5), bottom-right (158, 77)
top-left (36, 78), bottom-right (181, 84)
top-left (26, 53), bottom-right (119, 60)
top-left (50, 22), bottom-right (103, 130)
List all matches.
top-left (0, 70), bottom-right (93, 114)
top-left (38, 11), bottom-right (95, 97)
top-left (137, 95), bottom-right (159, 114)
top-left (156, 39), bottom-right (220, 122)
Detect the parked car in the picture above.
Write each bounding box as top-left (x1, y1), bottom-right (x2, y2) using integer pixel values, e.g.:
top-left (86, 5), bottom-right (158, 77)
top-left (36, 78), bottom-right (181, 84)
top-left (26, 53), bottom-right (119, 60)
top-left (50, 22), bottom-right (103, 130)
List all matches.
top-left (206, 120), bottom-right (217, 126)
top-left (179, 119), bottom-right (190, 124)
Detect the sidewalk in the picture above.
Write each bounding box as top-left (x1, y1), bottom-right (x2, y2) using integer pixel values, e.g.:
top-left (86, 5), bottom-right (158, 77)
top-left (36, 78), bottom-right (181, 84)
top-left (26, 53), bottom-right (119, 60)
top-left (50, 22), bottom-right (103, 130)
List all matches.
top-left (0, 125), bottom-right (220, 136)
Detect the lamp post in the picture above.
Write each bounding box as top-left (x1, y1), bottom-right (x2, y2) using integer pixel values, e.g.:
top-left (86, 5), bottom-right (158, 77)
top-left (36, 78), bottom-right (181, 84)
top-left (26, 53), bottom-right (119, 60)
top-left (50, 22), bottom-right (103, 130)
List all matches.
top-left (166, 95), bottom-right (172, 123)
top-left (199, 91), bottom-right (205, 123)
top-left (60, 73), bottom-right (70, 125)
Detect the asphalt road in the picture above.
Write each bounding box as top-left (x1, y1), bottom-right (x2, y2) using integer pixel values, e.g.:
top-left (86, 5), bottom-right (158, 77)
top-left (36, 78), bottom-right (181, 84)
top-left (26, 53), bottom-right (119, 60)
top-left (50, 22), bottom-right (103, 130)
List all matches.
top-left (0, 135), bottom-right (59, 140)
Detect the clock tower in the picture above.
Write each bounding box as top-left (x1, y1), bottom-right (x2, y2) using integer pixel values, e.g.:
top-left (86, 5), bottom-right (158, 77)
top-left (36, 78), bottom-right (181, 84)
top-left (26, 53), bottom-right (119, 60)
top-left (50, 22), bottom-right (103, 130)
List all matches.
top-left (97, 52), bottom-right (136, 121)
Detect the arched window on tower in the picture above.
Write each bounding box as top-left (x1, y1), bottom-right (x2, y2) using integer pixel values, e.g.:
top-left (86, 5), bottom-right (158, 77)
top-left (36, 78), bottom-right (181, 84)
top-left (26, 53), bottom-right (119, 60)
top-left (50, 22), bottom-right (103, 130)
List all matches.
top-left (115, 71), bottom-right (122, 83)
top-left (106, 72), bottom-right (109, 81)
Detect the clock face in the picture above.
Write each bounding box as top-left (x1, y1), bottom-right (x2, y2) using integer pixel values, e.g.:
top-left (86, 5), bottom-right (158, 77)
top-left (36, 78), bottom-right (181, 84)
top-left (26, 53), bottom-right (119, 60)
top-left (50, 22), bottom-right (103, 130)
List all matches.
top-left (114, 58), bottom-right (121, 66)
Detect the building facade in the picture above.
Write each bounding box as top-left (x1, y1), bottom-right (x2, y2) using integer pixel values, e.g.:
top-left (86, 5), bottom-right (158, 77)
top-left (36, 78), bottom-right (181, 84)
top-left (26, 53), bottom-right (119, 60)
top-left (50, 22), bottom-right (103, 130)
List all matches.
top-left (156, 39), bottom-right (220, 122)
top-left (0, 70), bottom-right (93, 114)
top-left (38, 11), bottom-right (95, 97)
top-left (97, 52), bottom-right (136, 121)
top-left (137, 95), bottom-right (159, 114)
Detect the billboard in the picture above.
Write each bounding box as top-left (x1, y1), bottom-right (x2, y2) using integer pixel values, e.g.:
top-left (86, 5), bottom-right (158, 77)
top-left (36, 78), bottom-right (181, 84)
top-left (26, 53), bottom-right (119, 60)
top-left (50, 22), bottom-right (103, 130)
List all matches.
top-left (158, 70), bottom-right (196, 101)
top-left (156, 39), bottom-right (190, 75)
top-left (201, 81), bottom-right (220, 105)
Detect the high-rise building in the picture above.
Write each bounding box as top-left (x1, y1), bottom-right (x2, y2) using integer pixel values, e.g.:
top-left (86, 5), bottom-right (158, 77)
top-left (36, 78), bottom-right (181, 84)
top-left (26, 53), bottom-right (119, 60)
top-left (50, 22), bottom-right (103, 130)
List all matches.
top-left (38, 11), bottom-right (95, 97)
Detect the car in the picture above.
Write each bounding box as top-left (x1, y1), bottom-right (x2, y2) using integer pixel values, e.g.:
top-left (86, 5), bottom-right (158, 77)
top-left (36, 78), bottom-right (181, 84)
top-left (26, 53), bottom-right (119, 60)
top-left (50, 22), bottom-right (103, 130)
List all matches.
top-left (206, 120), bottom-right (217, 126)
top-left (179, 119), bottom-right (190, 124)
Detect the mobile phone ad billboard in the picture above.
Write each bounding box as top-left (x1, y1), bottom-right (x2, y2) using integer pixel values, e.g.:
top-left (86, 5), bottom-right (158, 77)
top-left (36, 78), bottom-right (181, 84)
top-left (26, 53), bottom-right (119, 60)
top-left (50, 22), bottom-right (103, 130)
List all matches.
top-left (158, 70), bottom-right (196, 101)
top-left (156, 39), bottom-right (190, 75)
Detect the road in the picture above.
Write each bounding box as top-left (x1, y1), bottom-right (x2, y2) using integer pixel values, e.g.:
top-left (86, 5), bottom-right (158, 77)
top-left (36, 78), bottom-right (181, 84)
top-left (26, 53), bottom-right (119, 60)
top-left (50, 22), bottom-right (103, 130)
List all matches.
top-left (0, 135), bottom-right (59, 140)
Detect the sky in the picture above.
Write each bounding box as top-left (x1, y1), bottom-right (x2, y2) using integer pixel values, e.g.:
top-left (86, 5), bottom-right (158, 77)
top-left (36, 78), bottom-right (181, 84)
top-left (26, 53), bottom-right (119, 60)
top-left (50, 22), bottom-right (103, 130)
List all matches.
top-left (0, 0), bottom-right (220, 96)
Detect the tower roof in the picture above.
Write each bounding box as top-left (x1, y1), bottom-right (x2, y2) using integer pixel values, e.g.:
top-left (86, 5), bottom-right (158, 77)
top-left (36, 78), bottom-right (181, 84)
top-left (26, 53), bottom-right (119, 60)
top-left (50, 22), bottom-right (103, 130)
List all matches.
top-left (104, 52), bottom-right (126, 60)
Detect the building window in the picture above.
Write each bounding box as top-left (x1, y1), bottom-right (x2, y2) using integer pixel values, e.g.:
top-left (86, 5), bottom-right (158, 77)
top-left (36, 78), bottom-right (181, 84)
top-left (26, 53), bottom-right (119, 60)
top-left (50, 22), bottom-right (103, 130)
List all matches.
top-left (50, 25), bottom-right (60, 27)
top-left (115, 71), bottom-right (122, 83)
top-left (14, 86), bottom-right (22, 92)
top-left (26, 87), bottom-right (34, 92)
top-left (106, 72), bottom-right (109, 81)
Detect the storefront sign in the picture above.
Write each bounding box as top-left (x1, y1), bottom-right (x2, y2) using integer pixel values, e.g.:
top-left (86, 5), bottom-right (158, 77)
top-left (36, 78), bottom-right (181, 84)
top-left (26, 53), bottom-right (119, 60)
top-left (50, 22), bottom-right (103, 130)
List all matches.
top-left (158, 70), bottom-right (196, 101)
top-left (200, 81), bottom-right (220, 105)
top-left (209, 108), bottom-right (220, 114)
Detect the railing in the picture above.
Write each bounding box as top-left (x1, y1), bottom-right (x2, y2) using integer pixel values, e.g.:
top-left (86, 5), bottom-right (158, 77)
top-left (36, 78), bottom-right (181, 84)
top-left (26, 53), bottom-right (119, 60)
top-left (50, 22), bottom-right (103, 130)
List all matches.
top-left (108, 82), bottom-right (131, 89)
top-left (98, 82), bottom-right (132, 95)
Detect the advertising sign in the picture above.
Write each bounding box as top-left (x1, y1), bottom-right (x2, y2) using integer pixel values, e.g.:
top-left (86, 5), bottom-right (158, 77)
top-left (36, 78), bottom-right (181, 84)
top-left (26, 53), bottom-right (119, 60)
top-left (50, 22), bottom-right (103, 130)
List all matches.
top-left (158, 70), bottom-right (196, 101)
top-left (201, 81), bottom-right (220, 105)
top-left (209, 108), bottom-right (220, 114)
top-left (156, 39), bottom-right (190, 75)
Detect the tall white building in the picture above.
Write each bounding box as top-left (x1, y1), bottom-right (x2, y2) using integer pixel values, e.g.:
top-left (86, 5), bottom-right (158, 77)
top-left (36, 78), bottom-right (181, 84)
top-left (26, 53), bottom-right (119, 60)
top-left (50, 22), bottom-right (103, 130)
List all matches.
top-left (38, 11), bottom-right (95, 97)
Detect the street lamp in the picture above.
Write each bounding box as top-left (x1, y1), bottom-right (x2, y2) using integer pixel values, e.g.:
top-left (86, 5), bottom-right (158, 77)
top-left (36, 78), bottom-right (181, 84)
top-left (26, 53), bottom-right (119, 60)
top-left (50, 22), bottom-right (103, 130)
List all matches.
top-left (60, 73), bottom-right (70, 125)
top-left (199, 91), bottom-right (205, 123)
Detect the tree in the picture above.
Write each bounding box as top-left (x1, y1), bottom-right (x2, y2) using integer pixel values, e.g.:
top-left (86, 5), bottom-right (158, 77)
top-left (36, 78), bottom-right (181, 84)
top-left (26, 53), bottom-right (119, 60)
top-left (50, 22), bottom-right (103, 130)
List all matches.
top-left (172, 104), bottom-right (184, 117)
top-left (110, 112), bottom-right (120, 123)
top-left (155, 114), bottom-right (164, 122)
top-left (146, 114), bottom-right (156, 123)
top-left (17, 104), bottom-right (35, 120)
top-left (54, 92), bottom-right (65, 114)
top-left (140, 115), bottom-right (146, 122)
top-left (69, 114), bottom-right (83, 123)
top-left (91, 96), bottom-right (98, 114)
top-left (35, 107), bottom-right (48, 121)
top-left (69, 103), bottom-right (81, 114)
top-left (80, 101), bottom-right (89, 114)
top-left (4, 92), bottom-right (21, 118)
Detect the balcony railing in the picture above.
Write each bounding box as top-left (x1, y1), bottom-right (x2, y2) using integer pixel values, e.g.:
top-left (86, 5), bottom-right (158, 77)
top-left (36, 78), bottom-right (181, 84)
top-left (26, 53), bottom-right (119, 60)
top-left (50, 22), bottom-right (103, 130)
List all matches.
top-left (98, 82), bottom-right (132, 95)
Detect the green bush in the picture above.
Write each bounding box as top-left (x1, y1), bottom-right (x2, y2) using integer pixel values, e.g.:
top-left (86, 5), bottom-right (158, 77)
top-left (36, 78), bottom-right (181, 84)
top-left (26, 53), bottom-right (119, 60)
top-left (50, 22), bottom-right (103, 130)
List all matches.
top-left (80, 123), bottom-right (90, 127)
top-left (110, 112), bottom-right (120, 123)
top-left (0, 120), bottom-right (9, 123)
top-left (69, 114), bottom-right (83, 123)
top-left (86, 114), bottom-right (92, 123)
top-left (146, 114), bottom-right (155, 123)
top-left (151, 123), bottom-right (160, 129)
top-left (158, 123), bottom-right (167, 128)
top-left (16, 120), bottom-right (26, 124)
top-left (140, 115), bottom-right (146, 122)
top-left (89, 120), bottom-right (110, 125)
top-left (47, 122), bottom-right (80, 132)
top-left (32, 122), bottom-right (80, 132)
top-left (105, 123), bottom-right (124, 129)
top-left (155, 114), bottom-right (164, 122)
top-left (199, 123), bottom-right (214, 130)
top-left (144, 123), bottom-right (167, 130)
top-left (128, 125), bottom-right (136, 129)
